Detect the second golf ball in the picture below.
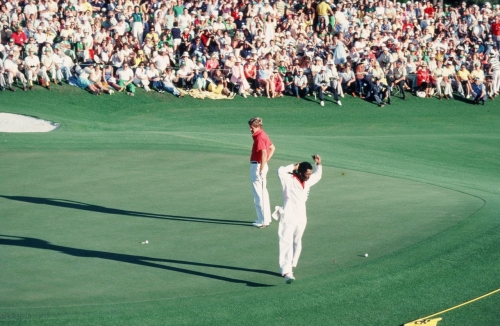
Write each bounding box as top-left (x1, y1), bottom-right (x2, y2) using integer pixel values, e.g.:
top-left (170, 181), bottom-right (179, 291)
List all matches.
top-left (364, 253), bottom-right (368, 257)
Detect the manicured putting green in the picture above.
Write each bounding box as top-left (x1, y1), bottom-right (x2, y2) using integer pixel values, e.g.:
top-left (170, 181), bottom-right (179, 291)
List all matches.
top-left (0, 150), bottom-right (483, 308)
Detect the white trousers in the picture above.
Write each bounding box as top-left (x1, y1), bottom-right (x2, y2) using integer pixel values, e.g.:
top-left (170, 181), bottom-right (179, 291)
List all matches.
top-left (26, 69), bottom-right (49, 83)
top-left (7, 71), bottom-right (27, 85)
top-left (279, 220), bottom-right (307, 276)
top-left (41, 66), bottom-right (58, 81)
top-left (250, 163), bottom-right (271, 225)
top-left (434, 79), bottom-right (453, 96)
top-left (133, 77), bottom-right (150, 87)
top-left (492, 70), bottom-right (500, 94)
top-left (132, 22), bottom-right (144, 45)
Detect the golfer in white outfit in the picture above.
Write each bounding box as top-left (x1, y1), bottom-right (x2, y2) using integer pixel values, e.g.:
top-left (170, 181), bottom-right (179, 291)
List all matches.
top-left (276, 155), bottom-right (322, 283)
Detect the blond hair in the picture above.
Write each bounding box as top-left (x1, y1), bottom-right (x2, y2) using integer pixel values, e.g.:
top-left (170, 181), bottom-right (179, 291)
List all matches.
top-left (248, 117), bottom-right (263, 128)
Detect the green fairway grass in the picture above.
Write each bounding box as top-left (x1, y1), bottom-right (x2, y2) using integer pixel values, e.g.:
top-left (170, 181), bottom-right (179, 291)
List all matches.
top-left (0, 87), bottom-right (499, 325)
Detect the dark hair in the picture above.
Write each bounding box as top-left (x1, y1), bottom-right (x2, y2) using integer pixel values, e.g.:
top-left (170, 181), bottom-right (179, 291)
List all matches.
top-left (298, 162), bottom-right (313, 174)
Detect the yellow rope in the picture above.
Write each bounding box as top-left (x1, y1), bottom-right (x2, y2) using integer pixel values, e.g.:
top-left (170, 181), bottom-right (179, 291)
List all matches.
top-left (409, 288), bottom-right (500, 323)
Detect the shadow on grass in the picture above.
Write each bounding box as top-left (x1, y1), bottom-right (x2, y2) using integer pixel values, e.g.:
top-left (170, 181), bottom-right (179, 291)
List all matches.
top-left (0, 234), bottom-right (279, 287)
top-left (0, 195), bottom-right (252, 227)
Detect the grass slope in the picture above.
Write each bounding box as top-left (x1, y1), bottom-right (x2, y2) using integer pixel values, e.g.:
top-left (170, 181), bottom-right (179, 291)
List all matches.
top-left (0, 86), bottom-right (499, 325)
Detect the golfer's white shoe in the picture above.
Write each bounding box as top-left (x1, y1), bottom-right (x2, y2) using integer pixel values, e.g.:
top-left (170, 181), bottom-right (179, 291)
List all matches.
top-left (284, 273), bottom-right (295, 284)
top-left (271, 206), bottom-right (281, 220)
top-left (252, 222), bottom-right (268, 228)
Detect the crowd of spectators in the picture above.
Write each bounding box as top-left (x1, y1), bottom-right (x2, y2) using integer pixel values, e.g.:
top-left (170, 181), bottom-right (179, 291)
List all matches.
top-left (1, 0), bottom-right (499, 105)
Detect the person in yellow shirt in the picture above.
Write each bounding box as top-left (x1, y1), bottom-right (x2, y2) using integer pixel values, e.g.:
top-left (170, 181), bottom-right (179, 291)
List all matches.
top-left (456, 64), bottom-right (472, 98)
top-left (316, 0), bottom-right (333, 26)
top-left (435, 47), bottom-right (445, 62)
top-left (79, 0), bottom-right (93, 13)
top-left (470, 63), bottom-right (485, 83)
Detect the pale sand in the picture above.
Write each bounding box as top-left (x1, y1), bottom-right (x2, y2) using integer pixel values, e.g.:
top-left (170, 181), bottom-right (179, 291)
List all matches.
top-left (0, 113), bottom-right (59, 133)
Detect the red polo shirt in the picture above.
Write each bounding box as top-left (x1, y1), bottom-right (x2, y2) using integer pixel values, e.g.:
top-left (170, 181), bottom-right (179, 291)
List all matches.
top-left (11, 31), bottom-right (27, 46)
top-left (491, 22), bottom-right (500, 37)
top-left (424, 7), bottom-right (435, 18)
top-left (250, 129), bottom-right (272, 162)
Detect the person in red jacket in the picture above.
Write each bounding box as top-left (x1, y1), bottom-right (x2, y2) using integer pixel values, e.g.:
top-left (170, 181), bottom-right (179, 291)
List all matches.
top-left (11, 26), bottom-right (27, 47)
top-left (416, 62), bottom-right (432, 97)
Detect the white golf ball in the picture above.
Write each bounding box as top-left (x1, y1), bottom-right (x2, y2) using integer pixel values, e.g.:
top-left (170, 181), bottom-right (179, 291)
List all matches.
top-left (364, 253), bottom-right (368, 257)
top-left (145, 240), bottom-right (148, 244)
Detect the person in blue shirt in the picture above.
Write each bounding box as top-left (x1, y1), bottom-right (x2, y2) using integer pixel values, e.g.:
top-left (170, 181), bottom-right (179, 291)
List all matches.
top-left (471, 77), bottom-right (487, 105)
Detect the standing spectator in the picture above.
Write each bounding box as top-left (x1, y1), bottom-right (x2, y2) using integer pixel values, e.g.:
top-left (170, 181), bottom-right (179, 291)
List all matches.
top-left (130, 6), bottom-right (145, 44)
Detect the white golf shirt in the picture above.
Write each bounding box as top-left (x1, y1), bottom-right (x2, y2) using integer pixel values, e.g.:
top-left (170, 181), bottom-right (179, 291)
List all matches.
top-left (277, 163), bottom-right (322, 224)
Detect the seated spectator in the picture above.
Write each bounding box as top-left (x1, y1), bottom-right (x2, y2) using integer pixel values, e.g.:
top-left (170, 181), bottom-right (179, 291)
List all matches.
top-left (75, 65), bottom-right (102, 95)
top-left (294, 68), bottom-right (309, 98)
top-left (471, 77), bottom-right (487, 105)
top-left (367, 77), bottom-right (390, 107)
top-left (89, 64), bottom-right (114, 95)
top-left (456, 64), bottom-right (472, 99)
top-left (313, 66), bottom-right (329, 107)
top-left (390, 60), bottom-right (407, 100)
top-left (161, 67), bottom-right (183, 97)
top-left (116, 62), bottom-right (136, 96)
top-left (176, 61), bottom-right (195, 90)
top-left (416, 62), bottom-right (432, 98)
top-left (340, 64), bottom-right (356, 97)
top-left (24, 48), bottom-right (50, 90)
top-left (272, 69), bottom-right (284, 97)
top-left (325, 60), bottom-right (342, 106)
top-left (205, 53), bottom-right (219, 73)
top-left (283, 71), bottom-right (294, 96)
top-left (134, 61), bottom-right (150, 91)
top-left (231, 58), bottom-right (251, 97)
top-left (3, 52), bottom-right (28, 92)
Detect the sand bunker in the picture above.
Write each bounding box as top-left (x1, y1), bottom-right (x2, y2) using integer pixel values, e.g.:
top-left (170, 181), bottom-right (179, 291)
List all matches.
top-left (0, 113), bottom-right (59, 133)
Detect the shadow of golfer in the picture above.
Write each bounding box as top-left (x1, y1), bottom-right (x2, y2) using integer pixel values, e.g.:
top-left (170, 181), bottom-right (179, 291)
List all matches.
top-left (0, 234), bottom-right (279, 287)
top-left (0, 195), bottom-right (252, 227)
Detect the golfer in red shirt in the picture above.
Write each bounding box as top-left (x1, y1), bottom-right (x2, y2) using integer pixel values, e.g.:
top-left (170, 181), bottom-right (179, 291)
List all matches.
top-left (248, 117), bottom-right (275, 228)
